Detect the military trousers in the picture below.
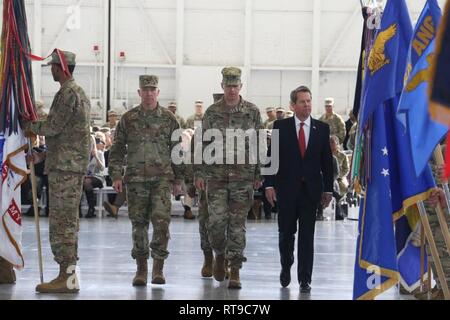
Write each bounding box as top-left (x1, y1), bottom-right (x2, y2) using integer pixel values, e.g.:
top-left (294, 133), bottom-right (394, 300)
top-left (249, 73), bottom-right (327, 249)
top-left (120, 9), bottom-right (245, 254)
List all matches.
top-left (127, 180), bottom-right (172, 260)
top-left (425, 202), bottom-right (450, 289)
top-left (206, 180), bottom-right (254, 269)
top-left (48, 172), bottom-right (84, 266)
top-left (198, 190), bottom-right (212, 252)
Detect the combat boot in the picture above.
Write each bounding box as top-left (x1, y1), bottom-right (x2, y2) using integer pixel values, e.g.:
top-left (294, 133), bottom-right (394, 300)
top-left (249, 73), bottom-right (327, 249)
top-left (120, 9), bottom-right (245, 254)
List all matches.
top-left (132, 257), bottom-right (148, 286)
top-left (0, 258), bottom-right (16, 284)
top-left (183, 207), bottom-right (195, 220)
top-left (151, 259), bottom-right (166, 285)
top-left (36, 264), bottom-right (79, 294)
top-left (103, 201), bottom-right (118, 219)
top-left (213, 254), bottom-right (226, 282)
top-left (201, 251), bottom-right (214, 278)
top-left (228, 267), bottom-right (241, 289)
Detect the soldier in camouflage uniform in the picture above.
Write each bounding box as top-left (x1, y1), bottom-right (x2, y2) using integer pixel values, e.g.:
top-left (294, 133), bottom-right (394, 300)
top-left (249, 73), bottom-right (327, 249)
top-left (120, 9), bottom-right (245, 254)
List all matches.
top-left (195, 67), bottom-right (263, 289)
top-left (330, 135), bottom-right (349, 196)
top-left (421, 160), bottom-right (450, 300)
top-left (263, 107), bottom-right (277, 129)
top-left (168, 102), bottom-right (187, 129)
top-left (109, 75), bottom-right (183, 286)
top-left (25, 50), bottom-right (91, 294)
top-left (186, 100), bottom-right (205, 130)
top-left (319, 98), bottom-right (346, 144)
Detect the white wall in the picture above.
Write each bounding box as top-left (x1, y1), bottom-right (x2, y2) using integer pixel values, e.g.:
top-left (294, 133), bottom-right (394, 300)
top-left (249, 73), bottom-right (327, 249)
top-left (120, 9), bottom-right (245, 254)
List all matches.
top-left (10, 0), bottom-right (446, 123)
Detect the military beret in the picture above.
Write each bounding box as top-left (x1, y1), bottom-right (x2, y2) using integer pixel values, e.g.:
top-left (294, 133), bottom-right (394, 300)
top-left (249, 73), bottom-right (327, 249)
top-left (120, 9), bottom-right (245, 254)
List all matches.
top-left (47, 50), bottom-right (76, 66)
top-left (140, 75), bottom-right (159, 88)
top-left (325, 97), bottom-right (335, 106)
top-left (222, 67), bottom-right (242, 86)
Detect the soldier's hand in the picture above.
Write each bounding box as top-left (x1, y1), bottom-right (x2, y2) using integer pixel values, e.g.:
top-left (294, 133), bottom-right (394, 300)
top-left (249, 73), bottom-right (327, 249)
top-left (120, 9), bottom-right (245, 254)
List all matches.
top-left (113, 180), bottom-right (123, 193)
top-left (254, 180), bottom-right (262, 190)
top-left (427, 188), bottom-right (446, 209)
top-left (195, 178), bottom-right (206, 191)
top-left (172, 183), bottom-right (182, 197)
top-left (265, 187), bottom-right (277, 208)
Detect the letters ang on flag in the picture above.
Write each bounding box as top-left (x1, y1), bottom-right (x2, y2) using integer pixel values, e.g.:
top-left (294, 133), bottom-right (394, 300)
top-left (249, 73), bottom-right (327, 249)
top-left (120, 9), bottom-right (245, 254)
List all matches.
top-left (429, 0), bottom-right (450, 125)
top-left (0, 130), bottom-right (28, 270)
top-left (397, 0), bottom-right (447, 177)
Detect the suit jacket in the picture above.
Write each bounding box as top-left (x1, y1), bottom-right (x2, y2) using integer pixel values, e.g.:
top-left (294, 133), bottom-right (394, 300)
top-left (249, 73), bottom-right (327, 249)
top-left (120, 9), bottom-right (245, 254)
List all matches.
top-left (265, 117), bottom-right (333, 204)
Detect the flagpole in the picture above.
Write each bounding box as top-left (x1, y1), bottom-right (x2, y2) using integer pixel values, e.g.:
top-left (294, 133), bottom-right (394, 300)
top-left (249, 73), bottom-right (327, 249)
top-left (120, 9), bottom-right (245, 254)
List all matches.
top-left (419, 223), bottom-right (425, 292)
top-left (28, 139), bottom-right (44, 284)
top-left (433, 145), bottom-right (450, 215)
top-left (418, 202), bottom-right (450, 300)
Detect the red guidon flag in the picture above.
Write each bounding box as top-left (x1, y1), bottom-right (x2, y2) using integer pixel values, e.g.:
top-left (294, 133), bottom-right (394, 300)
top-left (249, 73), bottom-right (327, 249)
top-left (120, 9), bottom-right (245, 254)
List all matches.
top-left (0, 130), bottom-right (28, 269)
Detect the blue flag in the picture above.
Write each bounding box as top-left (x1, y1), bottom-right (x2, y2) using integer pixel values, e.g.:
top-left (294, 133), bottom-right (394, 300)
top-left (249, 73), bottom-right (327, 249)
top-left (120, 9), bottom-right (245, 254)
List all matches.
top-left (397, 0), bottom-right (446, 177)
top-left (358, 0), bottom-right (412, 132)
top-left (353, 0), bottom-right (436, 300)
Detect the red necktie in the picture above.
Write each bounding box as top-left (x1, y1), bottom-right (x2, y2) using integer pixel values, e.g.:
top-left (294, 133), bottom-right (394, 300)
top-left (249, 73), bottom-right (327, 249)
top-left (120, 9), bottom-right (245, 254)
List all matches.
top-left (298, 122), bottom-right (306, 158)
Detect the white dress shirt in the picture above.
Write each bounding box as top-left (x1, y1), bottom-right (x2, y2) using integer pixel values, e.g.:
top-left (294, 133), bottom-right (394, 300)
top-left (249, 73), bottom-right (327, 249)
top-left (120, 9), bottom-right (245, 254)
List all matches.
top-left (295, 116), bottom-right (311, 149)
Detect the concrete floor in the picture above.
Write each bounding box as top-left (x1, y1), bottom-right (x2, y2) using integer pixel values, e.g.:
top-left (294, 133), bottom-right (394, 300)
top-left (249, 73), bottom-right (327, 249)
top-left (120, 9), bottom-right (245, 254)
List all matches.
top-left (0, 205), bottom-right (409, 301)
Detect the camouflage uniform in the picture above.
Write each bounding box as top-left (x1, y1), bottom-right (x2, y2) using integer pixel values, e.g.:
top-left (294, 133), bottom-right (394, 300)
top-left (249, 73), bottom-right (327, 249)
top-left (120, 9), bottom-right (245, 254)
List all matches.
top-left (109, 87), bottom-right (183, 261)
top-left (319, 113), bottom-right (346, 144)
top-left (198, 190), bottom-right (212, 252)
top-left (334, 150), bottom-right (350, 195)
top-left (186, 113), bottom-right (204, 130)
top-left (195, 95), bottom-right (263, 269)
top-left (28, 78), bottom-right (90, 266)
top-left (426, 161), bottom-right (450, 291)
top-left (175, 113), bottom-right (187, 130)
top-left (347, 122), bottom-right (357, 151)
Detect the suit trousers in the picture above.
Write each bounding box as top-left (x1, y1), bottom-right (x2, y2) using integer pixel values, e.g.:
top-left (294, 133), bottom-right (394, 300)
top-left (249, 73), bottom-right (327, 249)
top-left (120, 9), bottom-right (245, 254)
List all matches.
top-left (278, 181), bottom-right (319, 284)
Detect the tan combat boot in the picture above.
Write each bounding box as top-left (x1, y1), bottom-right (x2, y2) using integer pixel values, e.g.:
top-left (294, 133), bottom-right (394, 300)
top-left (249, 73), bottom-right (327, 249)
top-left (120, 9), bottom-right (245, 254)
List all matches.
top-left (132, 257), bottom-right (148, 286)
top-left (213, 254), bottom-right (226, 282)
top-left (151, 259), bottom-right (166, 285)
top-left (0, 258), bottom-right (16, 284)
top-left (228, 267), bottom-right (242, 289)
top-left (103, 201), bottom-right (118, 219)
top-left (201, 251), bottom-right (214, 278)
top-left (36, 264), bottom-right (79, 294)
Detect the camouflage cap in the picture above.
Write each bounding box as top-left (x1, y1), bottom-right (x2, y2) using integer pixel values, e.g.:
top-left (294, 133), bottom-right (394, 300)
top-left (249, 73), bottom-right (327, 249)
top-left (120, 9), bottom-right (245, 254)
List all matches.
top-left (276, 107), bottom-right (286, 113)
top-left (266, 107), bottom-right (275, 112)
top-left (108, 110), bottom-right (119, 117)
top-left (139, 75), bottom-right (159, 88)
top-left (47, 50), bottom-right (76, 66)
top-left (168, 101), bottom-right (177, 108)
top-left (195, 100), bottom-right (204, 105)
top-left (222, 67), bottom-right (242, 86)
top-left (286, 111), bottom-right (294, 117)
top-left (325, 97), bottom-right (335, 106)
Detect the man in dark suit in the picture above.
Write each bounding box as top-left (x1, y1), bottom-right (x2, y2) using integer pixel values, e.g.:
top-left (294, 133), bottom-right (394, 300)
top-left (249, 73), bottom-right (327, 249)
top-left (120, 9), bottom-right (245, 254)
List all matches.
top-left (265, 86), bottom-right (333, 293)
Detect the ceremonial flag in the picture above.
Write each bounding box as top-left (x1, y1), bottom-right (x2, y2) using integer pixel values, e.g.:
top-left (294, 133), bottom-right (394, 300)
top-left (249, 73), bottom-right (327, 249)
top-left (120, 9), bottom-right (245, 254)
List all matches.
top-left (353, 0), bottom-right (436, 300)
top-left (0, 0), bottom-right (38, 268)
top-left (397, 0), bottom-right (446, 177)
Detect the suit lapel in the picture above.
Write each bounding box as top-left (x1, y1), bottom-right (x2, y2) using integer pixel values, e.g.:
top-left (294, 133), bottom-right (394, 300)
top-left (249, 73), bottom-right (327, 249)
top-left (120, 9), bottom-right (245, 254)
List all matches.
top-left (306, 118), bottom-right (318, 158)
